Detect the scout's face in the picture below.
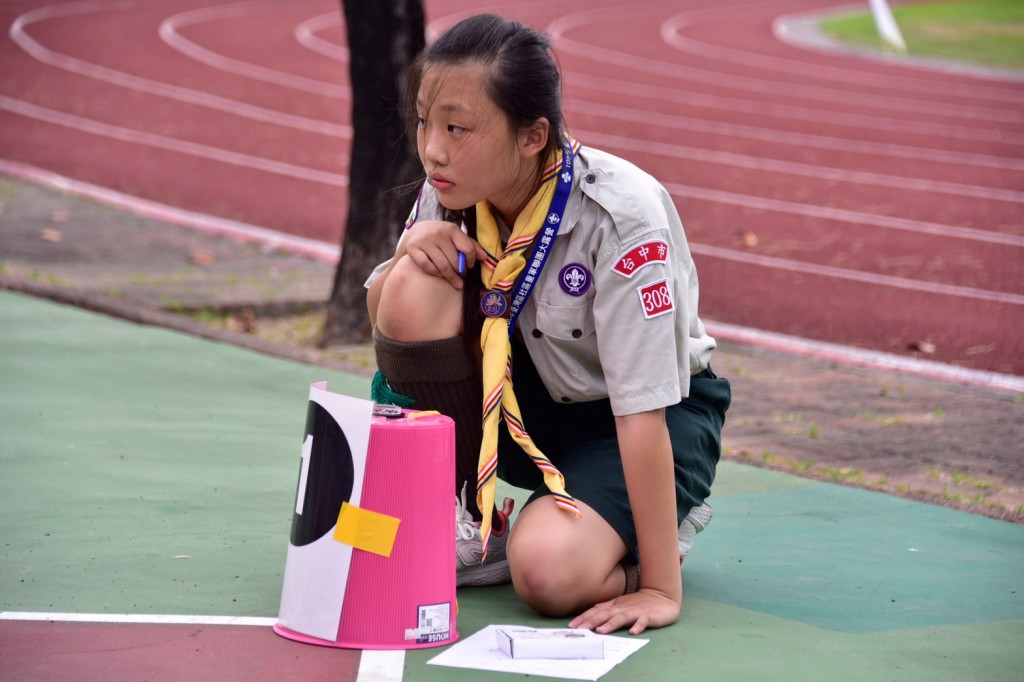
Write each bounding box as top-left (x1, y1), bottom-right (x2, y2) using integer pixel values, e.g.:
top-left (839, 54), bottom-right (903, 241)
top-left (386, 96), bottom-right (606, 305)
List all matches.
top-left (416, 63), bottom-right (535, 220)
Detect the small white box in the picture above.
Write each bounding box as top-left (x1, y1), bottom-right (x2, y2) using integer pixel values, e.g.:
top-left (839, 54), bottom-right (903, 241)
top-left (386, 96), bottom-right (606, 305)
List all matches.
top-left (496, 627), bottom-right (605, 660)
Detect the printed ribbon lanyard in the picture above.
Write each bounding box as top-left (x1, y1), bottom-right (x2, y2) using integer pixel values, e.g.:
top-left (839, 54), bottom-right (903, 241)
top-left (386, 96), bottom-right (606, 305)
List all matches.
top-left (503, 137), bottom-right (578, 335)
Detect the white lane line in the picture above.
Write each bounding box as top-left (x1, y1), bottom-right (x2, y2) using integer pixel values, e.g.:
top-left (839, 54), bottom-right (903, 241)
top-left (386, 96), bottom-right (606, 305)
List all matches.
top-left (20, 0), bottom-right (1020, 166)
top-left (565, 70), bottom-right (1024, 146)
top-left (690, 243), bottom-right (1024, 306)
top-left (707, 322), bottom-right (1024, 393)
top-left (16, 0), bottom-right (1024, 166)
top-left (0, 611), bottom-right (277, 626)
top-left (5, 89), bottom-right (1019, 253)
top-left (9, 2), bottom-right (350, 136)
top-left (0, 610), bottom-right (408, 680)
top-left (660, 3), bottom-right (1024, 101)
top-left (775, 7), bottom-right (1024, 85)
top-left (663, 182), bottom-right (1024, 248)
top-left (581, 130), bottom-right (1024, 204)
top-left (0, 158), bottom-right (342, 262)
top-left (547, 4), bottom-right (1024, 125)
top-left (429, 6), bottom-right (1024, 143)
top-left (271, 9), bottom-right (1024, 171)
top-left (295, 11), bottom-right (349, 61)
top-left (357, 650), bottom-right (407, 682)
top-left (0, 96), bottom-right (349, 187)
top-left (159, 0), bottom-right (350, 97)
top-left (568, 98), bottom-right (1024, 173)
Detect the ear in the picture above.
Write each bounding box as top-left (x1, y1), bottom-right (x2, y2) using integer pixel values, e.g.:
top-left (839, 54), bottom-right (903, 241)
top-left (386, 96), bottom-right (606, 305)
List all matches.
top-left (519, 117), bottom-right (550, 160)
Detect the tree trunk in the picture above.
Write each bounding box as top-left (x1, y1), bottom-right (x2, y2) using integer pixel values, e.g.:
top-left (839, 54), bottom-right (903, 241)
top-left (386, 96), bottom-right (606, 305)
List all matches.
top-left (321, 0), bottom-right (425, 346)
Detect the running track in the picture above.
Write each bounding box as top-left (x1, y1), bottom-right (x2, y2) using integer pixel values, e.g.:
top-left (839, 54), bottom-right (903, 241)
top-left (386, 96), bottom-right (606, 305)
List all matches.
top-left (1, 0), bottom-right (1022, 376)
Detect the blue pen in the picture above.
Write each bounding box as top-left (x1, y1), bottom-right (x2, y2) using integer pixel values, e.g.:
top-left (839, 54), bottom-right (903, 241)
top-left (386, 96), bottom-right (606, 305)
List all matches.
top-left (457, 251), bottom-right (466, 276)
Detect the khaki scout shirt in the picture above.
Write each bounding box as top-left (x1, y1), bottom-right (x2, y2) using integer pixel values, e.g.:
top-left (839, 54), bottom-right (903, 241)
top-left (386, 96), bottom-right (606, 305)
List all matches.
top-left (366, 146), bottom-right (716, 416)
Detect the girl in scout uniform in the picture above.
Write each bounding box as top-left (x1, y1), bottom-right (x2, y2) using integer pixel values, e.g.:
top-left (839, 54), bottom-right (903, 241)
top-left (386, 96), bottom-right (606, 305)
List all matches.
top-left (365, 14), bottom-right (731, 635)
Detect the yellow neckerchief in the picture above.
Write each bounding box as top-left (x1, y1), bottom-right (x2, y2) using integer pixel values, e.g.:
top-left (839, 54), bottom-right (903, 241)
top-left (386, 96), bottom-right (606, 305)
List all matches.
top-left (474, 148), bottom-right (580, 561)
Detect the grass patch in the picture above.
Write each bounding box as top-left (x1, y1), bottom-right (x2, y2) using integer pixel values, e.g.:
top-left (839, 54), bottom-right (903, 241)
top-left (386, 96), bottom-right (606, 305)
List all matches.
top-left (820, 466), bottom-right (865, 483)
top-left (821, 0), bottom-right (1024, 69)
top-left (950, 470), bottom-right (999, 490)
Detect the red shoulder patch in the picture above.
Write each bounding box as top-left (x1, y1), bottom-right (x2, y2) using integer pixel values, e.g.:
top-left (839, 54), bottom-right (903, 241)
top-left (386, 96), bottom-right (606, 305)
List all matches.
top-left (613, 240), bottom-right (669, 278)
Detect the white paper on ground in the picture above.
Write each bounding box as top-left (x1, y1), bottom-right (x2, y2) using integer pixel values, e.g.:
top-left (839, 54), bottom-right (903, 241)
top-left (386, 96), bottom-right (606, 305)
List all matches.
top-left (427, 624), bottom-right (648, 681)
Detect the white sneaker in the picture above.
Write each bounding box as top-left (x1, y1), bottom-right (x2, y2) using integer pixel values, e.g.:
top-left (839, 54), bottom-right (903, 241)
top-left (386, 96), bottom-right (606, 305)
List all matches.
top-left (455, 482), bottom-right (515, 587)
top-left (679, 502), bottom-right (712, 563)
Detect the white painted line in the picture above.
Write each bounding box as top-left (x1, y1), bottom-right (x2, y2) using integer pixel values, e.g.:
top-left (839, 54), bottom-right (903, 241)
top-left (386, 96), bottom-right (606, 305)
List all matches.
top-left (0, 158), bottom-right (341, 262)
top-left (565, 69), bottom-right (1024, 145)
top-left (581, 130), bottom-right (1024, 204)
top-left (774, 5), bottom-right (1024, 84)
top-left (691, 243), bottom-right (1024, 306)
top-left (421, 5), bottom-right (1024, 145)
top-left (9, 2), bottom-right (350, 135)
top-left (1, 610), bottom-right (409, 680)
top-left (17, 0), bottom-right (1019, 202)
top-left (0, 611), bottom-right (277, 627)
top-left (295, 11), bottom-right (349, 61)
top-left (547, 5), bottom-right (1024, 124)
top-left (569, 98), bottom-right (1024, 173)
top-left (708, 321), bottom-right (1024, 393)
top-left (663, 182), bottom-right (1024, 247)
top-left (661, 4), bottom-right (1024, 99)
top-left (0, 95), bottom-right (349, 188)
top-left (357, 650), bottom-right (407, 682)
top-left (159, 1), bottom-right (350, 97)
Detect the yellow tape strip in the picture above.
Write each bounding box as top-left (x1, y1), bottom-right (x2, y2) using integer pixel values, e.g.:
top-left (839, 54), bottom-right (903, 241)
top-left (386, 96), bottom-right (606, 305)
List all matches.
top-left (333, 502), bottom-right (401, 557)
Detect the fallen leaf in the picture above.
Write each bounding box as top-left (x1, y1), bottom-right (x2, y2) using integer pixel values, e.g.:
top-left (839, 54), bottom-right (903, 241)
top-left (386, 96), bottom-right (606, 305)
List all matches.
top-left (190, 249), bottom-right (216, 266)
top-left (907, 341), bottom-right (936, 354)
top-left (226, 308), bottom-right (256, 334)
top-left (41, 228), bottom-right (63, 243)
top-left (737, 230), bottom-right (758, 248)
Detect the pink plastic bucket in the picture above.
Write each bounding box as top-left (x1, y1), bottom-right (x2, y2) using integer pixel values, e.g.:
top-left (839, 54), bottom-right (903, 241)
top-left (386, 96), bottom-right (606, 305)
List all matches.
top-left (275, 396), bottom-right (457, 650)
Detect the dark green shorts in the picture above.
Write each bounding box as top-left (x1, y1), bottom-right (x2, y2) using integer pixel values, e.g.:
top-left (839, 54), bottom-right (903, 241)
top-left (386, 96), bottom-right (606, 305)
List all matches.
top-left (497, 339), bottom-right (731, 563)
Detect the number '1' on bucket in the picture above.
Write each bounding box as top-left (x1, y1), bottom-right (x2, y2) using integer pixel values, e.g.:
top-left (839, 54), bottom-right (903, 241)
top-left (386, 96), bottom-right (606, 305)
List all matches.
top-left (274, 381), bottom-right (458, 649)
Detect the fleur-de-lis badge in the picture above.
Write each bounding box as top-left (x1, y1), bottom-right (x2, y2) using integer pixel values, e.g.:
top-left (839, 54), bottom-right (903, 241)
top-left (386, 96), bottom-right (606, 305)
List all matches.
top-left (547, 213), bottom-right (560, 224)
top-left (558, 263), bottom-right (592, 296)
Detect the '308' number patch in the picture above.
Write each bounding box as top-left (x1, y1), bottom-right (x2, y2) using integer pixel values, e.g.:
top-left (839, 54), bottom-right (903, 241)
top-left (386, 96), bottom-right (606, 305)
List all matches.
top-left (637, 279), bottom-right (674, 319)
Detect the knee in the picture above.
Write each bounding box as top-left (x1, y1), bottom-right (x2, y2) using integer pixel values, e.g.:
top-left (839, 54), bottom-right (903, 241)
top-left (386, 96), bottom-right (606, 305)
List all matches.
top-left (510, 547), bottom-right (580, 617)
top-left (376, 256), bottom-right (462, 341)
top-left (509, 531), bottom-right (614, 617)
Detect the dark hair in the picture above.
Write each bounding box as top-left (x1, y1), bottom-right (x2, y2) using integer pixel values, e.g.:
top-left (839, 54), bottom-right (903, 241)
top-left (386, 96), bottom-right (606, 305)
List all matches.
top-left (403, 14), bottom-right (564, 162)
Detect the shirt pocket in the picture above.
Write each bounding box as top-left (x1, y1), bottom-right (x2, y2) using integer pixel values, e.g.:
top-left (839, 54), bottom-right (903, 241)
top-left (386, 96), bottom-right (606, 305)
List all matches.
top-left (533, 297), bottom-right (596, 341)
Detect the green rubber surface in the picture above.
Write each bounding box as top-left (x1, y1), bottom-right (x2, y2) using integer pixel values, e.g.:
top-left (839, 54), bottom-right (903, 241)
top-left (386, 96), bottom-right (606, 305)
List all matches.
top-left (2, 291), bottom-right (1022, 681)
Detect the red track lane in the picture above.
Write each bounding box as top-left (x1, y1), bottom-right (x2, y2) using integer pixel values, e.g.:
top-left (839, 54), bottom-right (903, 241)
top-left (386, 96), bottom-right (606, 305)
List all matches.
top-left (0, 0), bottom-right (1021, 374)
top-left (0, 620), bottom-right (360, 681)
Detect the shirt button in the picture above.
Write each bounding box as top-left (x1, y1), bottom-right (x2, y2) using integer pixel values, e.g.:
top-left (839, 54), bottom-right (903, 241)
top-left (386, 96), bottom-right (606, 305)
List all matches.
top-left (585, 173), bottom-right (596, 184)
top-left (531, 328), bottom-right (542, 338)
top-left (561, 397), bottom-right (572, 403)
top-left (571, 329), bottom-right (583, 338)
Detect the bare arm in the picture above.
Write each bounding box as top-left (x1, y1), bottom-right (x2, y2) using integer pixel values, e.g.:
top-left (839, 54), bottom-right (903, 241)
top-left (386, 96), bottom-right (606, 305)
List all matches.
top-left (569, 408), bottom-right (681, 634)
